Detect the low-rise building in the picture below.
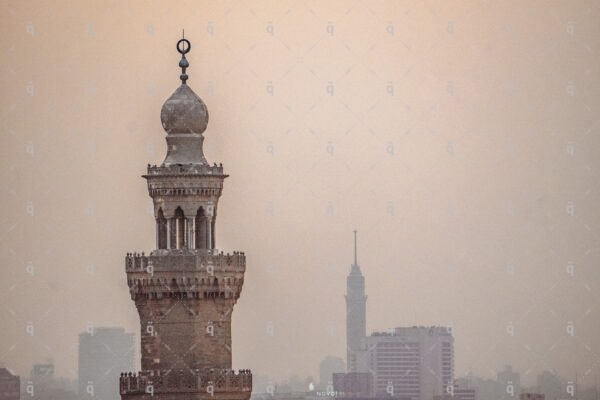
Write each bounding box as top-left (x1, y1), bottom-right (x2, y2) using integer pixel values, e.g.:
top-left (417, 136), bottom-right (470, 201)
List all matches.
top-left (0, 369), bottom-right (19, 400)
top-left (520, 393), bottom-right (544, 400)
top-left (332, 372), bottom-right (374, 397)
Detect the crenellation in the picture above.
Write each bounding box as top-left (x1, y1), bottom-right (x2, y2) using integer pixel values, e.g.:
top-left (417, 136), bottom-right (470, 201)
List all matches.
top-left (148, 187), bottom-right (223, 198)
top-left (125, 250), bottom-right (246, 273)
top-left (146, 163), bottom-right (225, 176)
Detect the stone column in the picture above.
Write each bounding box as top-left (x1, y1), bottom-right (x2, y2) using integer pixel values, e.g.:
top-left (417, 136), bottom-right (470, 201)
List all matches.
top-left (175, 218), bottom-right (180, 249)
top-left (211, 219), bottom-right (216, 249)
top-left (166, 219), bottom-right (171, 249)
top-left (191, 218), bottom-right (196, 249)
top-left (207, 218), bottom-right (212, 250)
top-left (186, 218), bottom-right (193, 249)
top-left (155, 219), bottom-right (159, 249)
top-left (183, 218), bottom-right (187, 248)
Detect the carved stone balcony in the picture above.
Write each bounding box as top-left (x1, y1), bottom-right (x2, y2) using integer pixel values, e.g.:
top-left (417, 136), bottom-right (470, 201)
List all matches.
top-left (125, 249), bottom-right (246, 273)
top-left (119, 369), bottom-right (252, 396)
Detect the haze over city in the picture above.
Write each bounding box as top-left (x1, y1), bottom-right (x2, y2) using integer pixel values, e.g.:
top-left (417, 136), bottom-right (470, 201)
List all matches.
top-left (1, 0), bottom-right (600, 396)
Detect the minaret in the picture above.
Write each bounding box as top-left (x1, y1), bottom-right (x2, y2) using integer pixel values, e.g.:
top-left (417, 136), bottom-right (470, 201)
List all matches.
top-left (346, 230), bottom-right (367, 371)
top-left (119, 36), bottom-right (252, 400)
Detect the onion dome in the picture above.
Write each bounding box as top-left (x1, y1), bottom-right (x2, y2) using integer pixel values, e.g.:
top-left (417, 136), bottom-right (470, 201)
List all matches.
top-left (160, 35), bottom-right (209, 135)
top-left (159, 34), bottom-right (210, 166)
top-left (160, 84), bottom-right (209, 134)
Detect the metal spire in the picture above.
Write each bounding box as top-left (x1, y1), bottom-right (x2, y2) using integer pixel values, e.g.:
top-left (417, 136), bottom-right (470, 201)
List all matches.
top-left (353, 230), bottom-right (358, 265)
top-left (177, 30), bottom-right (191, 84)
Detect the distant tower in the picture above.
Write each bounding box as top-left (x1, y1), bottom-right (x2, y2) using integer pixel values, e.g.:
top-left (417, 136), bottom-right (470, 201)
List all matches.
top-left (119, 35), bottom-right (252, 400)
top-left (346, 230), bottom-right (367, 371)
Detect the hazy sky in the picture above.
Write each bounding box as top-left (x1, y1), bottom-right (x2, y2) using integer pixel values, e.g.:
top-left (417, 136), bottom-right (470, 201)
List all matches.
top-left (1, 0), bottom-right (600, 391)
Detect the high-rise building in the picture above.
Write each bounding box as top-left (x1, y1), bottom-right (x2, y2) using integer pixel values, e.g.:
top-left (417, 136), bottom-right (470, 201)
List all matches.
top-left (118, 36), bottom-right (252, 400)
top-left (346, 231), bottom-right (366, 372)
top-left (0, 368), bottom-right (19, 400)
top-left (79, 327), bottom-right (134, 400)
top-left (357, 327), bottom-right (454, 400)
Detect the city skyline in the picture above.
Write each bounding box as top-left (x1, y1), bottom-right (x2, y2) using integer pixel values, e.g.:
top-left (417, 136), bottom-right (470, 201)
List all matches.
top-left (1, 0), bottom-right (600, 396)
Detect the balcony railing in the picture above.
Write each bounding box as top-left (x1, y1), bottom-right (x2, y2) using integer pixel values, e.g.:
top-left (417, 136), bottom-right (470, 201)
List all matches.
top-left (120, 369), bottom-right (252, 395)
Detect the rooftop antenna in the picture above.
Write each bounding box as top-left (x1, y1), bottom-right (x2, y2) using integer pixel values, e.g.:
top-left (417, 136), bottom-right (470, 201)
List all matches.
top-left (353, 230), bottom-right (358, 265)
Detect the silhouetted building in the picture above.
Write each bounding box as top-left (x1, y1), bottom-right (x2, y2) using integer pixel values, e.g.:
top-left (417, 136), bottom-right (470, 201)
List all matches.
top-left (333, 372), bottom-right (374, 398)
top-left (346, 231), bottom-right (366, 371)
top-left (28, 363), bottom-right (54, 396)
top-left (251, 393), bottom-right (307, 400)
top-left (26, 363), bottom-right (78, 400)
top-left (356, 327), bottom-right (454, 400)
top-left (119, 36), bottom-right (252, 400)
top-left (520, 393), bottom-right (544, 400)
top-left (455, 375), bottom-right (498, 400)
top-left (453, 387), bottom-right (477, 400)
top-left (30, 363), bottom-right (54, 381)
top-left (434, 390), bottom-right (478, 400)
top-left (0, 368), bottom-right (19, 400)
top-left (79, 327), bottom-right (134, 400)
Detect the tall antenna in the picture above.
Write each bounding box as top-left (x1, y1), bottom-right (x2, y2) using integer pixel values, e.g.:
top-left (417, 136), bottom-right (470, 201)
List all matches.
top-left (353, 230), bottom-right (358, 265)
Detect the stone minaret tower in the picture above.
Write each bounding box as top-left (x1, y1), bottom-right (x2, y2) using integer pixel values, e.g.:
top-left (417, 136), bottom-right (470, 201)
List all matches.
top-left (346, 230), bottom-right (367, 372)
top-left (119, 36), bottom-right (252, 400)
